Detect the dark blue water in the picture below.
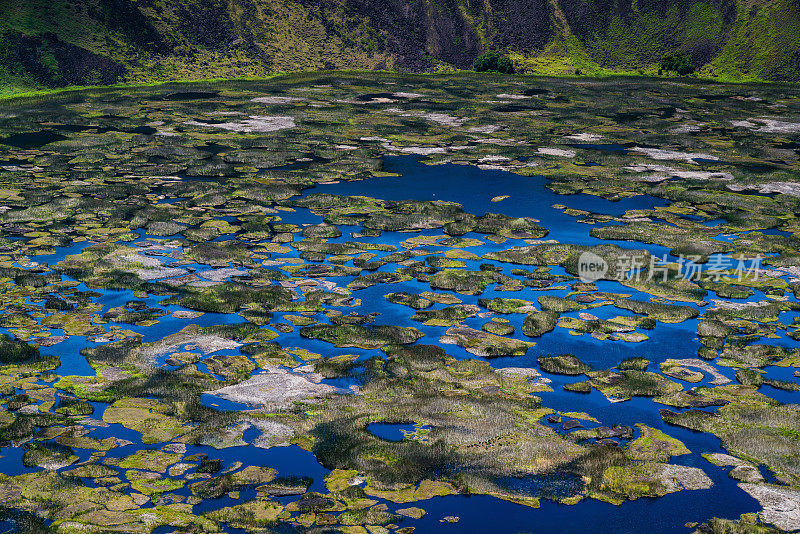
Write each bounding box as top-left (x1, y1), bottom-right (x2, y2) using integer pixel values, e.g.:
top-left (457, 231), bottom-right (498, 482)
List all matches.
top-left (200, 393), bottom-right (254, 411)
top-left (31, 240), bottom-right (94, 265)
top-left (310, 157), bottom-right (670, 248)
top-left (366, 422), bottom-right (426, 441)
top-left (409, 476), bottom-right (757, 534)
top-left (0, 130), bottom-right (67, 149)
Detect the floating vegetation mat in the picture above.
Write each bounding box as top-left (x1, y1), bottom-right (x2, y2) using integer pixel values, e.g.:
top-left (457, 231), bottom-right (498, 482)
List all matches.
top-left (0, 73), bottom-right (798, 533)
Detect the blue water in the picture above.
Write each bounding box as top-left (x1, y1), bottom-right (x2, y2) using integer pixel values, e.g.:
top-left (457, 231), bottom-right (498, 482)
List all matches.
top-left (199, 393), bottom-right (253, 411)
top-left (366, 422), bottom-right (427, 441)
top-left (310, 156), bottom-right (670, 248)
top-left (30, 240), bottom-right (94, 265)
top-left (409, 477), bottom-right (756, 534)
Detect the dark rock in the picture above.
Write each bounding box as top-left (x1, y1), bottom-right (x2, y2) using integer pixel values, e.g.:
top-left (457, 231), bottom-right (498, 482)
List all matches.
top-left (562, 419), bottom-right (583, 431)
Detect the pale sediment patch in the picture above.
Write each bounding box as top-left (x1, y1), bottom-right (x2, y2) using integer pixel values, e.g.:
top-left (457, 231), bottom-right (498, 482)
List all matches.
top-left (0, 164), bottom-right (45, 173)
top-left (162, 275), bottom-right (200, 287)
top-left (739, 483), bottom-right (800, 531)
top-left (754, 182), bottom-right (800, 197)
top-left (625, 164), bottom-right (733, 181)
top-left (670, 123), bottom-right (705, 134)
top-left (145, 333), bottom-right (242, 364)
top-left (251, 96), bottom-right (305, 104)
top-left (338, 96), bottom-right (397, 104)
top-left (185, 115), bottom-right (295, 133)
top-left (188, 280), bottom-right (224, 288)
top-left (663, 358), bottom-right (730, 385)
top-left (710, 299), bottom-right (778, 311)
top-left (249, 419), bottom-right (295, 448)
top-left (654, 464), bottom-right (713, 493)
top-left (171, 310), bottom-right (204, 319)
top-left (472, 138), bottom-right (526, 146)
top-left (115, 252), bottom-right (162, 268)
top-left (100, 367), bottom-right (136, 381)
top-left (39, 457), bottom-right (79, 470)
top-left (703, 454), bottom-right (763, 482)
top-left (756, 119), bottom-right (800, 133)
top-left (478, 156), bottom-right (518, 170)
top-left (207, 365), bottom-right (338, 408)
top-left (137, 266), bottom-right (188, 281)
top-left (468, 124), bottom-right (503, 134)
top-left (564, 133), bottom-right (603, 142)
top-left (113, 248), bottom-right (188, 281)
top-left (732, 118), bottom-right (800, 134)
top-left (383, 144), bottom-right (447, 155)
top-left (775, 265), bottom-right (800, 282)
top-left (384, 108), bottom-right (466, 127)
top-left (477, 165), bottom-right (512, 171)
top-left (629, 147), bottom-right (719, 163)
top-left (308, 279), bottom-right (338, 291)
top-left (479, 156), bottom-right (511, 163)
top-left (39, 335), bottom-right (68, 347)
top-left (497, 367), bottom-right (543, 379)
top-left (196, 267), bottom-right (249, 282)
top-left (704, 453), bottom-right (750, 467)
top-left (537, 147), bottom-right (577, 158)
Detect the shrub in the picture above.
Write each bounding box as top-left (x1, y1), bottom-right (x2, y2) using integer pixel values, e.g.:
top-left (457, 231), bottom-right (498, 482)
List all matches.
top-left (0, 335), bottom-right (39, 364)
top-left (473, 52), bottom-right (515, 74)
top-left (0, 506), bottom-right (53, 533)
top-left (198, 457), bottom-right (222, 474)
top-left (660, 52), bottom-right (695, 76)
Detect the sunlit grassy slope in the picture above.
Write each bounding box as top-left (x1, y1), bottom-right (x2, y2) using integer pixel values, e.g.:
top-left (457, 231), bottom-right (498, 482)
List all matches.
top-left (0, 0), bottom-right (798, 93)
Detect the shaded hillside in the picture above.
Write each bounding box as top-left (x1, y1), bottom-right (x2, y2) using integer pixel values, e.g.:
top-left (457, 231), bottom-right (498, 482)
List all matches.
top-left (1, 0), bottom-right (799, 93)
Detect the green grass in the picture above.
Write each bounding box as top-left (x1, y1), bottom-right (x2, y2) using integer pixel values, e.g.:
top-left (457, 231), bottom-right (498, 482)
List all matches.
top-left (0, 64), bottom-right (788, 102)
top-left (0, 73), bottom-right (285, 101)
top-left (709, 0), bottom-right (800, 81)
top-left (2, 0), bottom-right (799, 99)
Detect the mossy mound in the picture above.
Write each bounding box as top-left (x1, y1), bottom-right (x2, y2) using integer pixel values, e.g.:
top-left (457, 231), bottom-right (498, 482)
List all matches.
top-left (538, 355), bottom-right (591, 376)
top-left (483, 318), bottom-right (515, 336)
top-left (386, 292), bottom-right (433, 310)
top-left (522, 311), bottom-right (560, 337)
top-left (300, 324), bottom-right (424, 349)
top-left (440, 326), bottom-right (534, 357)
top-left (576, 370), bottom-right (683, 402)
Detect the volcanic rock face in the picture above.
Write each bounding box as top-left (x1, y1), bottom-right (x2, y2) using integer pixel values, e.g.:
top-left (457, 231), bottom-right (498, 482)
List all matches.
top-left (3, 0), bottom-right (800, 88)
